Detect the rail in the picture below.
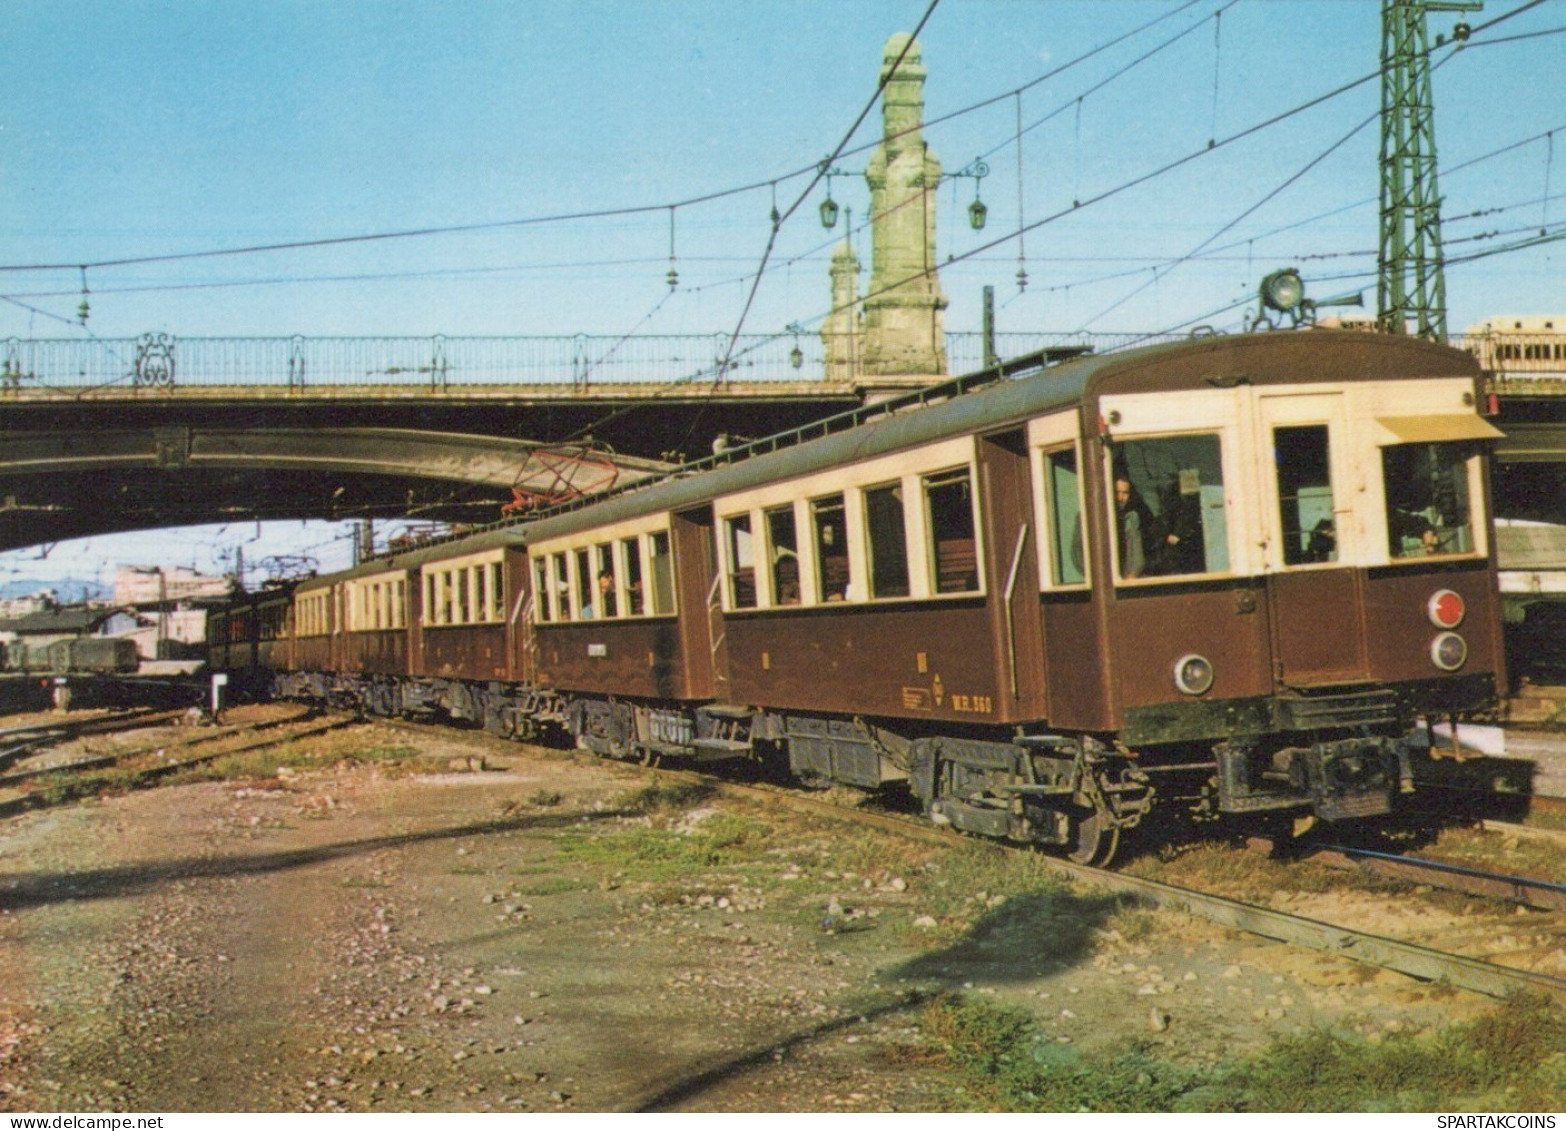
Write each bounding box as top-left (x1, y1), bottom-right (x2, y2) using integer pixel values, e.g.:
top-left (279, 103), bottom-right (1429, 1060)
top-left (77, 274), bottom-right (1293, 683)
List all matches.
top-left (0, 331), bottom-right (1136, 394)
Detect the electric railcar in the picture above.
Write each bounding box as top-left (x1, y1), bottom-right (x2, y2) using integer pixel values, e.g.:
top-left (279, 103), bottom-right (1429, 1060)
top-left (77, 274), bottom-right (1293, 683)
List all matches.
top-left (210, 331), bottom-right (1506, 863)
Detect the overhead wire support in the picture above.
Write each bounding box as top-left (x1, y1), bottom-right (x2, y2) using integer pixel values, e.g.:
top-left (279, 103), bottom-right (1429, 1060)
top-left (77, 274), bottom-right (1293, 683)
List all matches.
top-left (1377, 0), bottom-right (1482, 340)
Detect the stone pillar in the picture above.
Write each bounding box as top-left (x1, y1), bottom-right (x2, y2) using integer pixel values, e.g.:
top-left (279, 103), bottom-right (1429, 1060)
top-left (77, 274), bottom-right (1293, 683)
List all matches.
top-left (861, 33), bottom-right (948, 384)
top-left (821, 240), bottom-right (863, 384)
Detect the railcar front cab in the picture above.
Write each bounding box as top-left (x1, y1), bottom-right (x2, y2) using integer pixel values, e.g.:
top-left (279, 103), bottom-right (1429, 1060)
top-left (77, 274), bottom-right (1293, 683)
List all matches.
top-left (1072, 364), bottom-right (1501, 827)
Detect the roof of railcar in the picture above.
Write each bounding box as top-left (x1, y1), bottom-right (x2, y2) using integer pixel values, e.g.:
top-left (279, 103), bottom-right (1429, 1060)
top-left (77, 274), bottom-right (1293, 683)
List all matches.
top-left (326, 330), bottom-right (1476, 579)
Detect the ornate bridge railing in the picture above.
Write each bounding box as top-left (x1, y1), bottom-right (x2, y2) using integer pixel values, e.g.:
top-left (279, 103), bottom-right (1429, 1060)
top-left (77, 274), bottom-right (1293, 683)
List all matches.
top-left (1, 330), bottom-right (1557, 397)
top-left (0, 331), bottom-right (1141, 395)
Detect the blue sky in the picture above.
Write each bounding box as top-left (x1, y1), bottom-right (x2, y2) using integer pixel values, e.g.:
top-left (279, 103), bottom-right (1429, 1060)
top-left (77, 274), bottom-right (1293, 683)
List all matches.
top-left (2, 0), bottom-right (1562, 588)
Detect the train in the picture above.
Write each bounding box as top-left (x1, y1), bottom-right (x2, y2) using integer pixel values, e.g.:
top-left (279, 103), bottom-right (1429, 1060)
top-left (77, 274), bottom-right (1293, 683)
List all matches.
top-left (208, 330), bottom-right (1506, 864)
top-left (2, 637), bottom-right (141, 675)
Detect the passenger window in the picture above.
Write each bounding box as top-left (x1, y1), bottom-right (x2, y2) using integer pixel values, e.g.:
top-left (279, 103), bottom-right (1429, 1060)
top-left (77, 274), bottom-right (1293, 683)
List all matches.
top-left (812, 495), bottom-right (851, 602)
top-left (924, 468), bottom-right (979, 594)
top-left (620, 537), bottom-right (645, 616)
top-left (765, 505), bottom-right (802, 606)
top-left (575, 549), bottom-right (595, 618)
top-left (1111, 434), bottom-right (1229, 579)
top-left (533, 559), bottom-right (552, 622)
top-left (593, 544), bottom-right (617, 618)
top-left (649, 531), bottom-right (675, 614)
top-left (1275, 425), bottom-right (1337, 565)
top-left (1044, 447), bottom-right (1087, 586)
top-left (864, 483), bottom-right (910, 598)
top-left (554, 554), bottom-right (573, 621)
top-left (725, 514), bottom-right (757, 609)
top-left (490, 563), bottom-right (504, 621)
top-left (1383, 442), bottom-right (1475, 559)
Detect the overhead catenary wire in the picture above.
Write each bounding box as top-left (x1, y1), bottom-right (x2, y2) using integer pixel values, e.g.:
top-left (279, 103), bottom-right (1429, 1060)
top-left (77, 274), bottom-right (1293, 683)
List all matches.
top-left (0, 1), bottom-right (1203, 283)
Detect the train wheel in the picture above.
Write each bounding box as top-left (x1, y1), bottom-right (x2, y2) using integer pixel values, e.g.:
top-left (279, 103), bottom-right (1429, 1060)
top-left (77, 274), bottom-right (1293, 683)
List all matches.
top-left (1066, 806), bottom-right (1120, 867)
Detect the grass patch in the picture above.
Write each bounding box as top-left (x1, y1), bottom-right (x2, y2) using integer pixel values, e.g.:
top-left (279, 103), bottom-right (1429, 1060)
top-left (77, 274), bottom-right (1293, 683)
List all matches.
top-left (1424, 826), bottom-right (1566, 884)
top-left (514, 877), bottom-right (588, 896)
top-left (614, 779), bottom-right (716, 814)
top-left (528, 788), bottom-right (565, 807)
top-left (920, 991), bottom-right (1566, 1112)
top-left (1122, 841), bottom-right (1403, 902)
top-left (554, 811), bottom-right (774, 883)
top-left (912, 846), bottom-right (1073, 926)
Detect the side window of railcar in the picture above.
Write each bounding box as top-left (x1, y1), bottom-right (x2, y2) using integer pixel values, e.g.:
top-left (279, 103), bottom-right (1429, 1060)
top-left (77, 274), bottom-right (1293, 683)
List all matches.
top-left (1275, 425), bottom-right (1337, 566)
top-left (864, 483), bottom-right (911, 599)
top-left (923, 468), bottom-right (979, 594)
top-left (765, 505), bottom-right (802, 606)
top-left (648, 532), bottom-right (675, 614)
top-left (620, 537), bottom-right (645, 616)
top-left (724, 514), bottom-right (758, 609)
top-left (812, 495), bottom-right (851, 602)
top-left (1043, 447), bottom-right (1087, 586)
top-left (1111, 435), bottom-right (1229, 580)
top-left (594, 544), bottom-right (618, 618)
top-left (489, 564), bottom-right (504, 621)
top-left (553, 554), bottom-right (573, 621)
top-left (533, 559), bottom-right (552, 622)
top-left (1383, 442), bottom-right (1475, 559)
top-left (574, 550), bottom-right (595, 618)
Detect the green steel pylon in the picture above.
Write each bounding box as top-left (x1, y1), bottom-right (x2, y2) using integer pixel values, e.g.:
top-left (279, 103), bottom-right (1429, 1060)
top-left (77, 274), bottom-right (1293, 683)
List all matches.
top-left (1378, 0), bottom-right (1479, 340)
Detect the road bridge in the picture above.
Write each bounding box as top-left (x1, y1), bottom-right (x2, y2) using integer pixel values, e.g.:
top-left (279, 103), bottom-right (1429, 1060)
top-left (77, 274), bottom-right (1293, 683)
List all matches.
top-left (2, 328), bottom-right (1564, 554)
top-left (0, 330), bottom-right (1115, 550)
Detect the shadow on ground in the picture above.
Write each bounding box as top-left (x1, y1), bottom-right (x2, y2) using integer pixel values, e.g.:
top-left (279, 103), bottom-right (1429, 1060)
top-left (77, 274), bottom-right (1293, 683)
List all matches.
top-left (632, 885), bottom-right (1130, 1111)
top-left (0, 808), bottom-right (628, 912)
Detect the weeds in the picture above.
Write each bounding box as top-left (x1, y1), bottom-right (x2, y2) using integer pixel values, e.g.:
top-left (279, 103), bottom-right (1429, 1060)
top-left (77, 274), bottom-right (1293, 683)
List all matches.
top-left (919, 991), bottom-right (1566, 1112)
top-left (615, 780), bottom-right (715, 814)
top-left (554, 811), bottom-right (774, 882)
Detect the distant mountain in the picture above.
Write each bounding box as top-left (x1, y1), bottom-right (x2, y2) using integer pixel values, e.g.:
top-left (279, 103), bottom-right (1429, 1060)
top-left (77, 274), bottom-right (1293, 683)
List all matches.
top-left (0, 577), bottom-right (110, 602)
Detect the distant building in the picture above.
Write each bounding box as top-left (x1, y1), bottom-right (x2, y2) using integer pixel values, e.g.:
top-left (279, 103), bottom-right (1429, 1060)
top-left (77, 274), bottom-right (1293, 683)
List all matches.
top-left (114, 565), bottom-right (232, 607)
top-left (0, 590), bottom-right (61, 619)
top-left (1463, 316), bottom-right (1566, 380)
top-left (113, 565), bottom-right (233, 659)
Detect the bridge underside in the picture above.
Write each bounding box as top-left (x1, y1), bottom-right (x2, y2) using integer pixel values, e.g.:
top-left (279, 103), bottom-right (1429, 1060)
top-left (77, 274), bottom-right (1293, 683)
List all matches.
top-left (0, 389), bottom-right (861, 551)
top-left (5, 390), bottom-right (1566, 557)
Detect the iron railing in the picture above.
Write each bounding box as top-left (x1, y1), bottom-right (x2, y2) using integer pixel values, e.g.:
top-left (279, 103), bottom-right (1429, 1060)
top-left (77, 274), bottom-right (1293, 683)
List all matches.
top-left (3, 329), bottom-right (1552, 396)
top-left (0, 331), bottom-right (1150, 394)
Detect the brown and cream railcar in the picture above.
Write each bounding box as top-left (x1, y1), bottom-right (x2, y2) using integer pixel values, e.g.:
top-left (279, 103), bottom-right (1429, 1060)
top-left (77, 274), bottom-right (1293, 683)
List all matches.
top-left (204, 581), bottom-right (297, 695)
top-left (234, 330), bottom-right (1504, 863)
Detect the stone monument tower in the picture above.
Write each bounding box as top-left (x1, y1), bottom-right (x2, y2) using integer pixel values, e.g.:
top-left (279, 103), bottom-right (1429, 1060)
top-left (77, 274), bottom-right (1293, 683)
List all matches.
top-left (861, 32), bottom-right (948, 380)
top-left (820, 239), bottom-right (863, 383)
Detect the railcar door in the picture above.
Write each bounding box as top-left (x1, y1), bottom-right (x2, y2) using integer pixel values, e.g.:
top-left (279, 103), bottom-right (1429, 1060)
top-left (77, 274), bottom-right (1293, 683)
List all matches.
top-left (1254, 391), bottom-right (1370, 686)
top-left (672, 506), bottom-right (726, 700)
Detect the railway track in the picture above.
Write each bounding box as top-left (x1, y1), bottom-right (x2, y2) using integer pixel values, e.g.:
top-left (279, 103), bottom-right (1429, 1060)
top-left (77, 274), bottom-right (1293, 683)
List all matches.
top-left (1307, 841), bottom-right (1566, 912)
top-left (698, 772), bottom-right (1566, 1003)
top-left (370, 714), bottom-right (1566, 1004)
top-left (12, 706), bottom-right (1566, 1008)
top-left (0, 708), bottom-right (359, 817)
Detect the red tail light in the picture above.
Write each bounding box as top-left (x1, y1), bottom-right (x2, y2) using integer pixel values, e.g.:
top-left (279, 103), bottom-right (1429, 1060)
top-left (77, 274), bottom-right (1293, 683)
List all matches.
top-left (1428, 589), bottom-right (1465, 629)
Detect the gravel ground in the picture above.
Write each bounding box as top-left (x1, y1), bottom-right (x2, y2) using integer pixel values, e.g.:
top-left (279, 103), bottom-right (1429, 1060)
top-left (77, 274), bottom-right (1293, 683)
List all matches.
top-left (0, 715), bottom-right (1519, 1112)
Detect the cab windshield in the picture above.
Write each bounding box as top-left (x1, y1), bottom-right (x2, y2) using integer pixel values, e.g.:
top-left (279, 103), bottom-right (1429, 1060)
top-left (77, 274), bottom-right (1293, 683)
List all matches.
top-left (1382, 441), bottom-right (1476, 559)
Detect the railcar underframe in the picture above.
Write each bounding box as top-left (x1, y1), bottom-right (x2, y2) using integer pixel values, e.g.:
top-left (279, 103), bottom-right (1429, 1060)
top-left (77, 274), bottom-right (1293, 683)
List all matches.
top-left (266, 665), bottom-right (1490, 865)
